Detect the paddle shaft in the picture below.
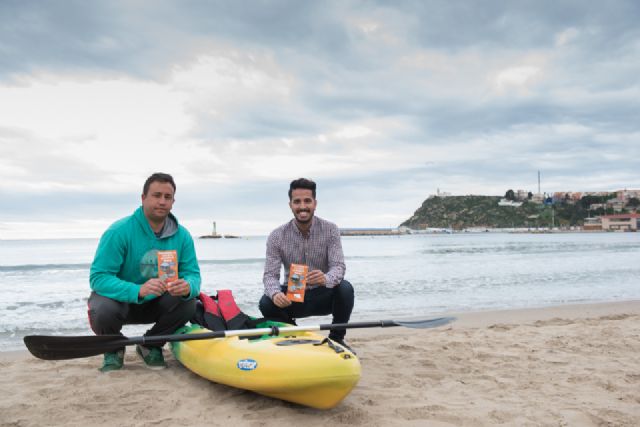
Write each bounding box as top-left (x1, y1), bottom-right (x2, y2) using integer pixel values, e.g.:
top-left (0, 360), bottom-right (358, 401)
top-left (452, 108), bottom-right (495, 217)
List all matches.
top-left (156, 320), bottom-right (405, 344)
top-left (24, 317), bottom-right (454, 360)
top-left (135, 320), bottom-right (405, 345)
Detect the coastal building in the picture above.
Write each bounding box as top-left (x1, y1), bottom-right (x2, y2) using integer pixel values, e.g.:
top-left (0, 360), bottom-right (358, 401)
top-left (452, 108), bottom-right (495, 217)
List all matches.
top-left (616, 189), bottom-right (640, 201)
top-left (199, 221), bottom-right (240, 239)
top-left (605, 198), bottom-right (625, 213)
top-left (588, 203), bottom-right (606, 211)
top-left (600, 214), bottom-right (640, 232)
top-left (582, 217), bottom-right (602, 231)
top-left (432, 188), bottom-right (452, 198)
top-left (552, 192), bottom-right (582, 204)
top-left (200, 221), bottom-right (222, 239)
top-left (582, 191), bottom-right (612, 197)
top-left (498, 199), bottom-right (523, 207)
top-left (530, 193), bottom-right (545, 204)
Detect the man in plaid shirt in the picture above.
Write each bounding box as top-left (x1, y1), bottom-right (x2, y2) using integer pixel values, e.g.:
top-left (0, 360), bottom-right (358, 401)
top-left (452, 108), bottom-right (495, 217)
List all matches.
top-left (259, 178), bottom-right (356, 352)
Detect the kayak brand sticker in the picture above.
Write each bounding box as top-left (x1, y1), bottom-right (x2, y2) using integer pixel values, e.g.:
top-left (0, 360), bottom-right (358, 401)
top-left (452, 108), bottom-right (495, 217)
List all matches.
top-left (237, 359), bottom-right (258, 371)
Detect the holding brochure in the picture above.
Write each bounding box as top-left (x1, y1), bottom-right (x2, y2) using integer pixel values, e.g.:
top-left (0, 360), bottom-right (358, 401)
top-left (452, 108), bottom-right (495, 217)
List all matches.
top-left (286, 263), bottom-right (308, 302)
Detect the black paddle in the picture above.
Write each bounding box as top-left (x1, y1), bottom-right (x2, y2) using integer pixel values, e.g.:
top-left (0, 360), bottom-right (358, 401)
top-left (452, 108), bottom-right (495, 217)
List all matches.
top-left (23, 317), bottom-right (455, 361)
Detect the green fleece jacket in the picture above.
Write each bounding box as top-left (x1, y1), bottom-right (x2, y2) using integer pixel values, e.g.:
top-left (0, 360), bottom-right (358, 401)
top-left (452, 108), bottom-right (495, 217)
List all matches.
top-left (90, 206), bottom-right (201, 303)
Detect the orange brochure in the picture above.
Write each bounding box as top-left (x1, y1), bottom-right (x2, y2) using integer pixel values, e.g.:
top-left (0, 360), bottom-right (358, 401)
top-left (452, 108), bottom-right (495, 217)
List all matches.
top-left (157, 250), bottom-right (178, 284)
top-left (286, 263), bottom-right (308, 302)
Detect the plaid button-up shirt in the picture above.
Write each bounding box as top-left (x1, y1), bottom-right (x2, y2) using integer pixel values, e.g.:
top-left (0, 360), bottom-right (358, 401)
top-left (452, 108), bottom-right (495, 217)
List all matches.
top-left (263, 216), bottom-right (346, 298)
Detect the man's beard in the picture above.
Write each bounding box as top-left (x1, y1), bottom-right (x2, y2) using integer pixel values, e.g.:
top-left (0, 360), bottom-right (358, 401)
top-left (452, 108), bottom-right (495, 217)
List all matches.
top-left (295, 210), bottom-right (313, 224)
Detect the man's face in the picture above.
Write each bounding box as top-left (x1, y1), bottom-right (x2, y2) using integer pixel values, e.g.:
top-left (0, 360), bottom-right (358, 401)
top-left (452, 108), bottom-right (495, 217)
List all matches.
top-left (141, 181), bottom-right (175, 223)
top-left (289, 188), bottom-right (317, 224)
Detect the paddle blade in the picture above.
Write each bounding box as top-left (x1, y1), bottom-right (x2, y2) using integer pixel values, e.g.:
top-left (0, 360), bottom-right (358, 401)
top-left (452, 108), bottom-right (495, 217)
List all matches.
top-left (392, 316), bottom-right (456, 329)
top-left (24, 335), bottom-right (128, 360)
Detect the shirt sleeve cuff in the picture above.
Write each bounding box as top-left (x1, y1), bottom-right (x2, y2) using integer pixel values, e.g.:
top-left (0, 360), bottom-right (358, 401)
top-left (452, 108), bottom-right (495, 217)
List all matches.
top-left (324, 274), bottom-right (338, 288)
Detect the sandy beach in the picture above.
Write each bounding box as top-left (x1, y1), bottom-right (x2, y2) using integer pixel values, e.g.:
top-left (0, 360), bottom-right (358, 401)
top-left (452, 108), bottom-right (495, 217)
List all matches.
top-left (2, 301), bottom-right (639, 427)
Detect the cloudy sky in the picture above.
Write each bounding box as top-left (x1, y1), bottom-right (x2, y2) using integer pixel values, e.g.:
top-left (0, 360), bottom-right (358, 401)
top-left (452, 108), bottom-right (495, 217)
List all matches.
top-left (1, 1), bottom-right (639, 239)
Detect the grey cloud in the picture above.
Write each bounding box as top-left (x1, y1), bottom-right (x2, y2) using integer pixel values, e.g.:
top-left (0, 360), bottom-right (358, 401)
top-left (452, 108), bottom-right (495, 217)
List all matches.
top-left (159, 1), bottom-right (349, 51)
top-left (0, 0), bottom-right (352, 79)
top-left (383, 0), bottom-right (640, 52)
top-left (1, 1), bottom-right (639, 236)
top-left (0, 128), bottom-right (110, 188)
top-left (3, 1), bottom-right (640, 74)
top-left (0, 1), bottom-right (134, 77)
top-left (0, 189), bottom-right (134, 220)
top-left (189, 105), bottom-right (324, 141)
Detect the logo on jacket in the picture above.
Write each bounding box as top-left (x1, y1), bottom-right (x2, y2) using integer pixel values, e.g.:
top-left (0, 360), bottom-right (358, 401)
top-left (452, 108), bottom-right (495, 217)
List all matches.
top-left (237, 359), bottom-right (258, 371)
top-left (140, 249), bottom-right (159, 279)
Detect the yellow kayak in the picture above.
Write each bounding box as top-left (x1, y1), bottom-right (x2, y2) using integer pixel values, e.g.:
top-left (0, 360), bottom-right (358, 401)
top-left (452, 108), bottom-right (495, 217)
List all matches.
top-left (170, 323), bottom-right (361, 409)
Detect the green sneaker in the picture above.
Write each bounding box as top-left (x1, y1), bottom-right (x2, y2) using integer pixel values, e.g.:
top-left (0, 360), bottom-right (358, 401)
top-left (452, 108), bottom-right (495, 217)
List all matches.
top-left (136, 345), bottom-right (166, 370)
top-left (100, 349), bottom-right (125, 372)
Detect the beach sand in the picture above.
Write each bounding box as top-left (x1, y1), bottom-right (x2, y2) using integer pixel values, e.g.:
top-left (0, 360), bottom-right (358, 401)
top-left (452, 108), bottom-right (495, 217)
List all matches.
top-left (2, 301), bottom-right (639, 427)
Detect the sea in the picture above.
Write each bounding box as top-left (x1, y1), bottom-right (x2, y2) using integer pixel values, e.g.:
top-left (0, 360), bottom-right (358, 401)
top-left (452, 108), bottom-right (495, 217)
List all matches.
top-left (2, 232), bottom-right (639, 351)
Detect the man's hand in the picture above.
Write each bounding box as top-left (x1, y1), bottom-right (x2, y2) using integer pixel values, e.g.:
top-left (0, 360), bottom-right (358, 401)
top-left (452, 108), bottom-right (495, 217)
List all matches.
top-left (272, 292), bottom-right (292, 308)
top-left (307, 269), bottom-right (326, 286)
top-left (139, 278), bottom-right (167, 298)
top-left (167, 279), bottom-right (191, 297)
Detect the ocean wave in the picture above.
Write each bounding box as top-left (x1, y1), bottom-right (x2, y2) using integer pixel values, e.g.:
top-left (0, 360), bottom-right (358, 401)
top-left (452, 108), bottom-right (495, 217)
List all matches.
top-left (0, 259), bottom-right (267, 272)
top-left (199, 258), bottom-right (265, 265)
top-left (0, 255), bottom-right (412, 271)
top-left (33, 300), bottom-right (74, 309)
top-left (3, 297), bottom-right (88, 310)
top-left (419, 242), bottom-right (640, 256)
top-left (345, 254), bottom-right (404, 260)
top-left (0, 263), bottom-right (91, 272)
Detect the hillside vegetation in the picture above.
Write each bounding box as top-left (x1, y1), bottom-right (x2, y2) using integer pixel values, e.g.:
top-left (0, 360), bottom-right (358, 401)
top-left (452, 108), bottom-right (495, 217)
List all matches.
top-left (401, 196), bottom-right (584, 230)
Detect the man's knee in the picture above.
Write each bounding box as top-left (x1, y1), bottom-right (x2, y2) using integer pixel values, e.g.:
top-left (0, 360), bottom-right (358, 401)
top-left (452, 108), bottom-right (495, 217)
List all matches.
top-left (156, 293), bottom-right (195, 311)
top-left (177, 297), bottom-right (196, 320)
top-left (87, 293), bottom-right (127, 334)
top-left (258, 294), bottom-right (276, 316)
top-left (161, 294), bottom-right (197, 321)
top-left (336, 280), bottom-right (354, 301)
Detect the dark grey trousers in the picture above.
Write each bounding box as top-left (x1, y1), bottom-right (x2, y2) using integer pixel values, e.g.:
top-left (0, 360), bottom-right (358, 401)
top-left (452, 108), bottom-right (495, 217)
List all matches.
top-left (258, 280), bottom-right (355, 340)
top-left (88, 292), bottom-right (196, 349)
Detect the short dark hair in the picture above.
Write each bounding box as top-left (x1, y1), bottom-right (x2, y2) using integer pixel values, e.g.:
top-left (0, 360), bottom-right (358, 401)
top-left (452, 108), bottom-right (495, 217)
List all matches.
top-left (288, 178), bottom-right (316, 200)
top-left (143, 173), bottom-right (176, 195)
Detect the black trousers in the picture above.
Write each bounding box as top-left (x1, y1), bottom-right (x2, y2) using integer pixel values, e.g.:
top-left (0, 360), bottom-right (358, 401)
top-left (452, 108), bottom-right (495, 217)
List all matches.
top-left (258, 280), bottom-right (354, 340)
top-left (88, 292), bottom-right (196, 349)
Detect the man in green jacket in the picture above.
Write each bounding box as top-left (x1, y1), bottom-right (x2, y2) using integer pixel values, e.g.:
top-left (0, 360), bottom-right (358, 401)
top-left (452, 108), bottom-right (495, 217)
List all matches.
top-left (88, 173), bottom-right (201, 372)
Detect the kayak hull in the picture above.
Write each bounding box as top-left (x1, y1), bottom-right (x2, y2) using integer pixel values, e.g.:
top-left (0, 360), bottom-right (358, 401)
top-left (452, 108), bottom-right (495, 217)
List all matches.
top-left (171, 324), bottom-right (361, 409)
